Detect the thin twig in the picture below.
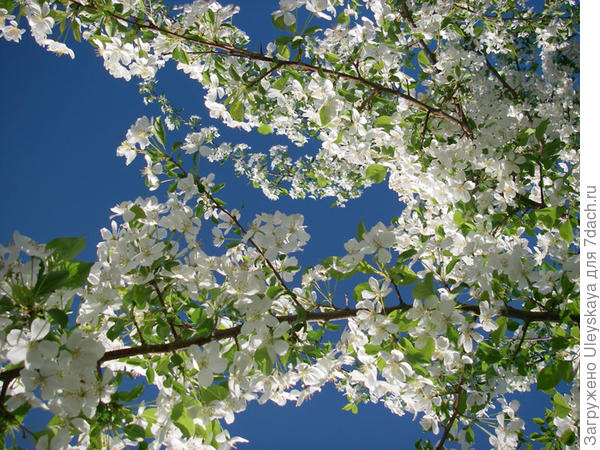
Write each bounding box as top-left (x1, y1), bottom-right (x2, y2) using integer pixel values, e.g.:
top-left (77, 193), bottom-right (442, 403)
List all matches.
top-left (68, 0), bottom-right (473, 138)
top-left (0, 301), bottom-right (578, 388)
top-left (537, 161), bottom-right (545, 206)
top-left (131, 306), bottom-right (147, 345)
top-left (511, 321), bottom-right (531, 360)
top-left (158, 150), bottom-right (303, 309)
top-left (420, 110), bottom-right (431, 150)
top-left (247, 62), bottom-right (284, 88)
top-left (398, 0), bottom-right (438, 66)
top-left (358, 89), bottom-right (378, 112)
top-left (391, 281), bottom-right (407, 306)
top-left (150, 279), bottom-right (179, 340)
top-left (435, 375), bottom-right (464, 450)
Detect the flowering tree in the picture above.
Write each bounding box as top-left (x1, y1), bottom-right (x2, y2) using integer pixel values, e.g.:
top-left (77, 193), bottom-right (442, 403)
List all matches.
top-left (0, 0), bottom-right (580, 448)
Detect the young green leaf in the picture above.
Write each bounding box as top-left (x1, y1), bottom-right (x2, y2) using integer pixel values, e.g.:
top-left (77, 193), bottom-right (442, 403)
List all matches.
top-left (46, 236), bottom-right (86, 261)
top-left (366, 164), bottom-right (387, 183)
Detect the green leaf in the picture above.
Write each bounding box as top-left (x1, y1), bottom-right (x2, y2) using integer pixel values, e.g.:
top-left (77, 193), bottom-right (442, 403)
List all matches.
top-left (153, 117), bottom-right (166, 147)
top-left (254, 347), bottom-right (272, 375)
top-left (307, 328), bottom-right (325, 342)
top-left (357, 219), bottom-right (366, 241)
top-left (342, 402), bottom-right (358, 414)
top-left (266, 285), bottom-right (284, 299)
top-left (172, 46), bottom-right (190, 64)
top-left (490, 316), bottom-right (507, 344)
top-left (171, 402), bottom-right (185, 421)
top-left (453, 210), bottom-right (465, 227)
top-left (198, 384), bottom-right (229, 404)
top-left (365, 164), bottom-right (387, 183)
top-left (535, 207), bottom-right (558, 228)
top-left (516, 127), bottom-right (535, 146)
top-left (229, 99), bottom-right (244, 122)
top-left (46, 236), bottom-right (86, 261)
top-left (0, 0), bottom-right (15, 13)
top-left (277, 43), bottom-right (290, 59)
top-left (272, 75), bottom-right (288, 90)
top-left (271, 14), bottom-right (286, 30)
top-left (364, 344), bottom-right (381, 355)
top-left (412, 273), bottom-right (435, 300)
top-left (123, 424), bottom-right (146, 441)
top-left (34, 270), bottom-right (69, 297)
top-left (59, 260), bottom-right (93, 289)
top-left (319, 105), bottom-right (332, 125)
top-left (552, 392), bottom-right (571, 418)
top-left (397, 249), bottom-right (418, 263)
top-left (107, 319), bottom-right (125, 340)
top-left (71, 20), bottom-right (81, 42)
top-left (389, 265), bottom-right (420, 286)
top-left (417, 50), bottom-right (430, 67)
top-left (47, 308), bottom-right (68, 329)
top-left (535, 119), bottom-right (549, 141)
top-left (560, 430), bottom-right (576, 445)
top-left (337, 11), bottom-right (350, 24)
top-left (324, 52), bottom-right (340, 63)
top-left (557, 359), bottom-right (574, 383)
top-left (536, 363), bottom-right (562, 391)
top-left (146, 366), bottom-right (155, 384)
top-left (401, 337), bottom-right (434, 364)
top-left (559, 221), bottom-right (573, 243)
top-left (174, 413), bottom-right (195, 438)
top-left (465, 426), bottom-right (474, 444)
top-left (125, 285), bottom-right (152, 310)
top-left (257, 123), bottom-right (273, 135)
top-left (275, 36), bottom-right (291, 45)
top-left (116, 384), bottom-right (144, 403)
top-left (353, 281), bottom-right (370, 301)
top-left (375, 115), bottom-right (392, 127)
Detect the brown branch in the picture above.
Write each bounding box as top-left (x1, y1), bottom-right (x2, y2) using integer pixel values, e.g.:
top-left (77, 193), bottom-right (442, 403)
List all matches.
top-left (483, 54), bottom-right (520, 100)
top-left (398, 1), bottom-right (438, 66)
top-left (451, 3), bottom-right (560, 22)
top-left (358, 89), bottom-right (378, 112)
top-left (391, 281), bottom-right (407, 306)
top-left (131, 305), bottom-right (147, 345)
top-left (0, 300), bottom-right (577, 389)
top-left (156, 149), bottom-right (302, 308)
top-left (435, 375), bottom-right (464, 450)
top-left (515, 193), bottom-right (544, 209)
top-left (482, 53), bottom-right (536, 125)
top-left (67, 0), bottom-right (472, 138)
top-left (420, 110), bottom-right (431, 150)
top-left (0, 367), bottom-right (22, 387)
top-left (537, 161), bottom-right (545, 206)
top-left (150, 280), bottom-right (179, 339)
top-left (247, 62), bottom-right (284, 88)
top-left (511, 320), bottom-right (531, 360)
top-left (98, 302), bottom-right (572, 364)
top-left (0, 370), bottom-right (12, 409)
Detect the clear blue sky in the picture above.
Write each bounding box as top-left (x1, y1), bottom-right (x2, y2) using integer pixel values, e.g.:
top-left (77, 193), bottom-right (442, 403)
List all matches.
top-left (0, 1), bottom-right (555, 448)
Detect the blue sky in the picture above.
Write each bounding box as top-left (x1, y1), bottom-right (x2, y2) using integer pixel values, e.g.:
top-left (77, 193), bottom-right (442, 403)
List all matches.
top-left (0, 1), bottom-right (562, 448)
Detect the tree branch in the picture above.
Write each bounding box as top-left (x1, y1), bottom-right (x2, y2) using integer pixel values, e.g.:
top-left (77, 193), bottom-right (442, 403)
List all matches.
top-left (398, 1), bottom-right (438, 66)
top-left (435, 375), bottom-right (464, 450)
top-left (150, 279), bottom-right (179, 340)
top-left (67, 0), bottom-right (472, 138)
top-left (0, 298), bottom-right (577, 389)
